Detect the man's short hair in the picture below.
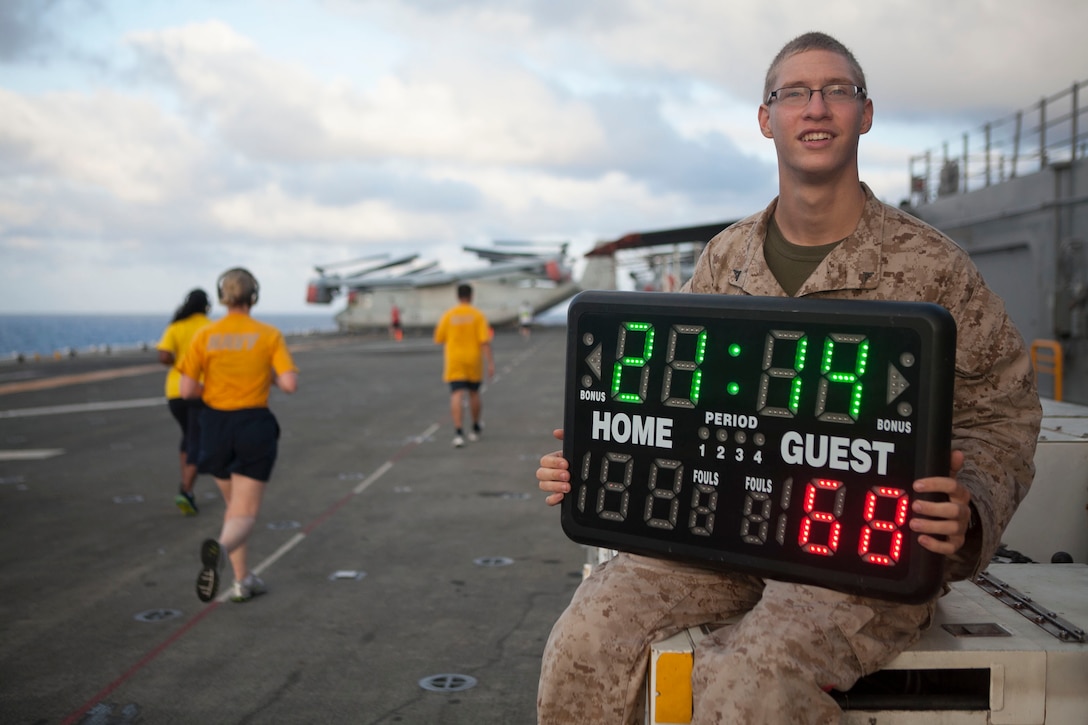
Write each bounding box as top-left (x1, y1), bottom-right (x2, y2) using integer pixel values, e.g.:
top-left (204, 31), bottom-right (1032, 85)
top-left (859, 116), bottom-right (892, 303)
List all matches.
top-left (763, 31), bottom-right (867, 102)
top-left (457, 283), bottom-right (473, 300)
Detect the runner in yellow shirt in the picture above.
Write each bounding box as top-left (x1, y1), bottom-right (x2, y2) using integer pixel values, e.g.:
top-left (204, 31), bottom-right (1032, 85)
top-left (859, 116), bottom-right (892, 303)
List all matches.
top-left (179, 268), bottom-right (298, 603)
top-left (156, 288), bottom-right (212, 516)
top-left (434, 284), bottom-right (494, 448)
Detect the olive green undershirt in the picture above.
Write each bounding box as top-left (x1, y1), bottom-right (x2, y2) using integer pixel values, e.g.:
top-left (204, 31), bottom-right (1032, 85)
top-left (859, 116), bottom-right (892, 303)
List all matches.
top-left (763, 214), bottom-right (845, 296)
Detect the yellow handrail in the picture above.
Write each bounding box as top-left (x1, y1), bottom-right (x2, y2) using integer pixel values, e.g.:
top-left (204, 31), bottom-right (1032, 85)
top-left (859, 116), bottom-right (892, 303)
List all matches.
top-left (1030, 339), bottom-right (1063, 401)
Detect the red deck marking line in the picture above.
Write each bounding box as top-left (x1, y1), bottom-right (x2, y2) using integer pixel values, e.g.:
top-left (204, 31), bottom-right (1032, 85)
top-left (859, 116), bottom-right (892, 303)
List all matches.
top-left (0, 364), bottom-right (161, 395)
top-left (303, 489), bottom-right (358, 535)
top-left (59, 601), bottom-right (222, 725)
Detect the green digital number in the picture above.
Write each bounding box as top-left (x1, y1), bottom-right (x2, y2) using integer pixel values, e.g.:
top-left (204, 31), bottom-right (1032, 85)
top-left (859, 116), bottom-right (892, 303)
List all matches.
top-left (816, 333), bottom-right (869, 423)
top-left (661, 325), bottom-right (707, 408)
top-left (755, 330), bottom-right (808, 418)
top-left (611, 322), bottom-right (654, 404)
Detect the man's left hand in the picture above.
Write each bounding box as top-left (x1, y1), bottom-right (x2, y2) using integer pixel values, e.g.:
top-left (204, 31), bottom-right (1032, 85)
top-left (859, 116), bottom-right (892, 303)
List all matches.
top-left (910, 450), bottom-right (971, 555)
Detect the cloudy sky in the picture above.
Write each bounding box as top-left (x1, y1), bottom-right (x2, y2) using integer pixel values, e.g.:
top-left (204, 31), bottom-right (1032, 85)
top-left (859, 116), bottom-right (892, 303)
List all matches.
top-left (2, 0), bottom-right (1086, 314)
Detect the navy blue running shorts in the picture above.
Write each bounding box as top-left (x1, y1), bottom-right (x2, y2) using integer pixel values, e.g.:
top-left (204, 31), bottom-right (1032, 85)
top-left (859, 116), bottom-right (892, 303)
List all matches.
top-left (197, 407), bottom-right (281, 482)
top-left (168, 398), bottom-right (205, 465)
top-left (448, 381), bottom-right (481, 392)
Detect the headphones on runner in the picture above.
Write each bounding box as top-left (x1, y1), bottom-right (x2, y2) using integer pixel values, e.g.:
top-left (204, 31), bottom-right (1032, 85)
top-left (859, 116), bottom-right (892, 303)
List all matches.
top-left (217, 267), bottom-right (260, 307)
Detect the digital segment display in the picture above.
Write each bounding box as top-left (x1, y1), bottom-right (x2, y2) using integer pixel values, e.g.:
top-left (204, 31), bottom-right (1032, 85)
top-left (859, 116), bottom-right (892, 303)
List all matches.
top-left (561, 291), bottom-right (956, 603)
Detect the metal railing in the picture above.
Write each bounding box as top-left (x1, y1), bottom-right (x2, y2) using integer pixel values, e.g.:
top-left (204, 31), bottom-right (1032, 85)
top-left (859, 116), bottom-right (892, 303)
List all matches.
top-left (909, 80), bottom-right (1088, 205)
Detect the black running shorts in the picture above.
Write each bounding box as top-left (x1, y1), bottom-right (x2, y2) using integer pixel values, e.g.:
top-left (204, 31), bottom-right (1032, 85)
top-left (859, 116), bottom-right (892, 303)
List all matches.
top-left (168, 398), bottom-right (205, 465)
top-left (197, 407), bottom-right (280, 482)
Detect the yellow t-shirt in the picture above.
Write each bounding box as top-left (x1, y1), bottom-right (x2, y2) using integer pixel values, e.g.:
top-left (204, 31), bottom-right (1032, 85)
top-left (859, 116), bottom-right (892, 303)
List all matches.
top-left (156, 313), bottom-right (211, 399)
top-left (179, 313), bottom-right (297, 410)
top-left (434, 302), bottom-right (490, 382)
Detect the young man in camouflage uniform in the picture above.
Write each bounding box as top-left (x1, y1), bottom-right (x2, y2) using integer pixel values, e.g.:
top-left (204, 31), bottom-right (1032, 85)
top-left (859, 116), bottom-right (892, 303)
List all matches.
top-left (535, 32), bottom-right (1042, 723)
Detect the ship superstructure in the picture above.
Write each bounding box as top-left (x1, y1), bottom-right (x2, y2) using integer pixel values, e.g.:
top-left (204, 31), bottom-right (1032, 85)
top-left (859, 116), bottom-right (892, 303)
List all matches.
top-left (903, 79), bottom-right (1088, 405)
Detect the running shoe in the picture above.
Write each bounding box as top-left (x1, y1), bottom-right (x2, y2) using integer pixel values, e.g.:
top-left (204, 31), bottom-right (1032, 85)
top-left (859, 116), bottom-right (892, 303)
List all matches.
top-left (230, 574), bottom-right (267, 603)
top-left (452, 434), bottom-right (465, 448)
top-left (175, 489), bottom-right (198, 516)
top-left (195, 538), bottom-right (225, 602)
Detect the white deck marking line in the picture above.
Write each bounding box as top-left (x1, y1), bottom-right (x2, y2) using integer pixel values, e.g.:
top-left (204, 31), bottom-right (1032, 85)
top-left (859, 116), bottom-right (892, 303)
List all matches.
top-left (354, 461), bottom-right (394, 494)
top-left (0, 397), bottom-right (164, 418)
top-left (488, 343), bottom-right (539, 387)
top-left (214, 422), bottom-right (438, 602)
top-left (220, 532), bottom-right (309, 601)
top-left (0, 449), bottom-right (65, 461)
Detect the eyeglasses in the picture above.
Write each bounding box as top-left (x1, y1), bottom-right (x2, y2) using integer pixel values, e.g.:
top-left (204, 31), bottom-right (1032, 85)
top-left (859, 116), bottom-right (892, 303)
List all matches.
top-left (766, 84), bottom-right (866, 107)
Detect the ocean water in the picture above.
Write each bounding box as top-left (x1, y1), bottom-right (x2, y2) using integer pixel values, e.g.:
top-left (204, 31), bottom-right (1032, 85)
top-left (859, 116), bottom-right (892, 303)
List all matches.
top-left (0, 313), bottom-right (339, 359)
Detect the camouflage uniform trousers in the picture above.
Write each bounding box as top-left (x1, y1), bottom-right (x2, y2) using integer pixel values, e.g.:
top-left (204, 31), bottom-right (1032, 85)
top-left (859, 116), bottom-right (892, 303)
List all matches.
top-left (537, 552), bottom-right (937, 724)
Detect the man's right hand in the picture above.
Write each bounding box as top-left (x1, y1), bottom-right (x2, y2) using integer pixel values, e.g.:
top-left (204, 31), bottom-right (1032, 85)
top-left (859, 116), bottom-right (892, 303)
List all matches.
top-left (537, 428), bottom-right (570, 506)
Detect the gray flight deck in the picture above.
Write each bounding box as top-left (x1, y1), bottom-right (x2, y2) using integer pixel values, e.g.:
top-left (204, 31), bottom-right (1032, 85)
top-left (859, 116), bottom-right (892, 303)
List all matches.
top-left (0, 327), bottom-right (582, 724)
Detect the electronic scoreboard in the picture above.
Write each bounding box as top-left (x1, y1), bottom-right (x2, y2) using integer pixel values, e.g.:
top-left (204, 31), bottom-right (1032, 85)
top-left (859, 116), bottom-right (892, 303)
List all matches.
top-left (561, 291), bottom-right (957, 603)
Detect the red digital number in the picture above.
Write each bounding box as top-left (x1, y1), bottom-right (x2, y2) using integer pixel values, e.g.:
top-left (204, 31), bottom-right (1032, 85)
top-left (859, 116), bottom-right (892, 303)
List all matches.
top-left (798, 478), bottom-right (845, 556)
top-left (857, 486), bottom-right (909, 566)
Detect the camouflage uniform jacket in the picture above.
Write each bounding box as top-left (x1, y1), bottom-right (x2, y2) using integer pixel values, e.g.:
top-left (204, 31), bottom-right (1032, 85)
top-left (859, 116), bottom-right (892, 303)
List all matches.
top-left (682, 183), bottom-right (1042, 582)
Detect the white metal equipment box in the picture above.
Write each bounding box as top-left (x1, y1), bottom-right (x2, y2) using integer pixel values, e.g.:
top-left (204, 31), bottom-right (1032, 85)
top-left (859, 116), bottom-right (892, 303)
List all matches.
top-left (646, 563), bottom-right (1087, 724)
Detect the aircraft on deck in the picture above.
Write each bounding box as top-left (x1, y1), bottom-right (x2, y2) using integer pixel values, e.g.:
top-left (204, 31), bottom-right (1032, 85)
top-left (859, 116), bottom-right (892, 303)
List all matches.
top-left (306, 244), bottom-right (578, 331)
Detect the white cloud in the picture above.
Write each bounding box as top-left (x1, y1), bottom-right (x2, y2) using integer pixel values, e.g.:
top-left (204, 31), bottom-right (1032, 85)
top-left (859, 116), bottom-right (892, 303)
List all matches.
top-left (1, 0), bottom-right (1086, 313)
top-left (126, 20), bottom-right (616, 168)
top-left (210, 183), bottom-right (413, 240)
top-left (0, 87), bottom-right (203, 203)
